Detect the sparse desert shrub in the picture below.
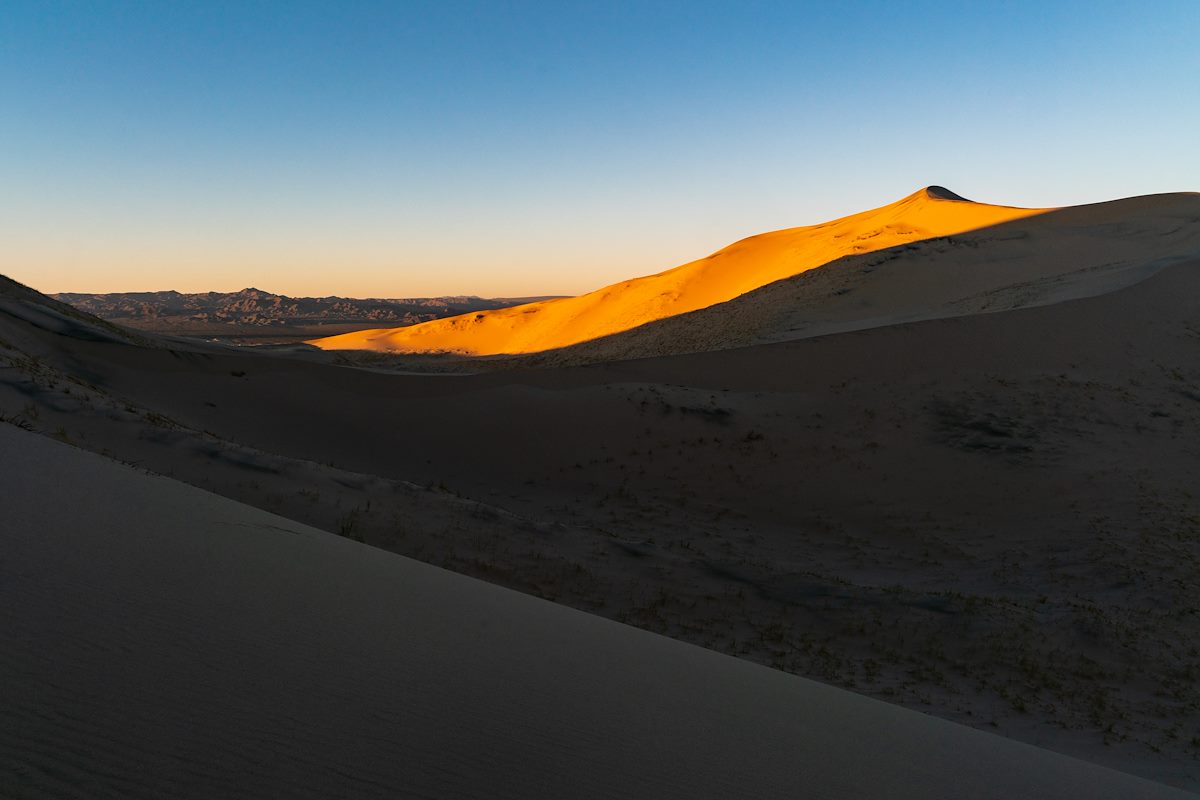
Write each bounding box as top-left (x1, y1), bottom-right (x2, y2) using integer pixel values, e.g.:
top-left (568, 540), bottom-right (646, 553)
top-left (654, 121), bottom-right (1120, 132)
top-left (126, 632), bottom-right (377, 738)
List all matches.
top-left (337, 508), bottom-right (364, 542)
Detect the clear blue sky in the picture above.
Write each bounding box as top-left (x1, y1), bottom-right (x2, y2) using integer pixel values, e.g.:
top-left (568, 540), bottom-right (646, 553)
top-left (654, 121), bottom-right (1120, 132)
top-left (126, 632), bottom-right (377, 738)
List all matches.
top-left (2, 1), bottom-right (1197, 297)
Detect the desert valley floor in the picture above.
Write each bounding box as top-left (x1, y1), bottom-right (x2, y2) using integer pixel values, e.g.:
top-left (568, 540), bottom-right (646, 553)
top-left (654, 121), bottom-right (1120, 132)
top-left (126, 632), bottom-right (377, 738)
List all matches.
top-left (2, 188), bottom-right (1199, 796)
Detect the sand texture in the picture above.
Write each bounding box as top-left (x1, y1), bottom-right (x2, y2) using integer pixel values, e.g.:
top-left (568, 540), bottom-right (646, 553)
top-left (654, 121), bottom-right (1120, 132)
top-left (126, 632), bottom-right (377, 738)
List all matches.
top-left (1, 423), bottom-right (1193, 799)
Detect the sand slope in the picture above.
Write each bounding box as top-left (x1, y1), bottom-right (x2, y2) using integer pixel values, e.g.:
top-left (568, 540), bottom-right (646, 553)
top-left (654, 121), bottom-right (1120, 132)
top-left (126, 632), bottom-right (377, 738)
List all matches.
top-left (309, 187), bottom-right (1046, 355)
top-left (7, 262), bottom-right (1200, 787)
top-left (0, 422), bottom-right (1192, 799)
top-left (0, 274), bottom-right (152, 348)
top-left (521, 192), bottom-right (1200, 365)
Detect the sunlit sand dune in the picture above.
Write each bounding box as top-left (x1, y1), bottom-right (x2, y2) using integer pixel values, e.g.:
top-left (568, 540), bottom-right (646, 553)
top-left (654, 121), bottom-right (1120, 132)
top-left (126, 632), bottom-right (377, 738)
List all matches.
top-left (522, 191), bottom-right (1200, 365)
top-left (309, 187), bottom-right (1047, 355)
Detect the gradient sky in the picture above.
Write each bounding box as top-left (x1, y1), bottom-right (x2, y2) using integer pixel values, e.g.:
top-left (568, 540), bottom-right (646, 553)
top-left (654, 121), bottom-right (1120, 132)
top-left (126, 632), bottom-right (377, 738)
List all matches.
top-left (3, 1), bottom-right (1198, 298)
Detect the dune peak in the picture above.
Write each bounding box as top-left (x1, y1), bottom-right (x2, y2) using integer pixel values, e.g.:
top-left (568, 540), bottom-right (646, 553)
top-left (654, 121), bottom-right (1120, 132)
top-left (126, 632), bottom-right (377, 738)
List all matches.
top-left (922, 186), bottom-right (971, 202)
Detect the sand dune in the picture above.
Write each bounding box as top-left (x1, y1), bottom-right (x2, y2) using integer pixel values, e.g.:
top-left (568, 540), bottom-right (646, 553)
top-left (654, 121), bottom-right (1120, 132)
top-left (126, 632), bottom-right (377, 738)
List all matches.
top-left (8, 185), bottom-right (1200, 791)
top-left (514, 191), bottom-right (1200, 366)
top-left (8, 262), bottom-right (1200, 788)
top-left (0, 274), bottom-right (152, 347)
top-left (308, 187), bottom-right (1047, 355)
top-left (1, 422), bottom-right (1191, 799)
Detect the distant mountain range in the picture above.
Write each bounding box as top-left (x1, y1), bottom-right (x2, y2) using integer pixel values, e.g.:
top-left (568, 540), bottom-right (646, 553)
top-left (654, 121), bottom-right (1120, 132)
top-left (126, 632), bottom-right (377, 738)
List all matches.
top-left (53, 288), bottom-right (561, 336)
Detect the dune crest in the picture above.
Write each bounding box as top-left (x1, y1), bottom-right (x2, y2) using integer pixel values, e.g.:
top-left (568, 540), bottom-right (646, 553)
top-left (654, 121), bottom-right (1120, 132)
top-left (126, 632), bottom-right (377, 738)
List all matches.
top-left (309, 187), bottom-right (1048, 356)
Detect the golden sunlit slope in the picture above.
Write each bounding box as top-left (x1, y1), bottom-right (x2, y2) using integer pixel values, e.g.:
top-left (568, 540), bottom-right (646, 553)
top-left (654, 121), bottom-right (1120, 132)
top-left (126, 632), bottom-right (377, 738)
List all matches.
top-left (516, 191), bottom-right (1200, 366)
top-left (309, 187), bottom-right (1048, 356)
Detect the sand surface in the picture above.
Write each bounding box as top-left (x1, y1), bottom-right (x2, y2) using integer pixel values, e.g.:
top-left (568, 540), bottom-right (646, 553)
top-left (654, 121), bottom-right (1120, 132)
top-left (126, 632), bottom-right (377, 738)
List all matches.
top-left (3, 188), bottom-right (1200, 790)
top-left (1, 422), bottom-right (1193, 799)
top-left (512, 191), bottom-right (1200, 366)
top-left (309, 187), bottom-right (1047, 355)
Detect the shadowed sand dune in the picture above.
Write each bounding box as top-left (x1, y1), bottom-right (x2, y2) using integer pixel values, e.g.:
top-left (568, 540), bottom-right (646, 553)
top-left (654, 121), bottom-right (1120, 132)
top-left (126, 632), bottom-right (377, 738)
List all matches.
top-left (308, 187), bottom-right (1048, 356)
top-left (5, 261), bottom-right (1200, 788)
top-left (1, 423), bottom-right (1192, 800)
top-left (0, 274), bottom-right (152, 347)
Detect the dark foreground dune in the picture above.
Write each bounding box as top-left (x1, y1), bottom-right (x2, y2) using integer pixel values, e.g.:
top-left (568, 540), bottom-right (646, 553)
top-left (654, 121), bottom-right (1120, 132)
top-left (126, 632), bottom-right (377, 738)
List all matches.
top-left (0, 423), bottom-right (1191, 799)
top-left (3, 256), bottom-right (1200, 788)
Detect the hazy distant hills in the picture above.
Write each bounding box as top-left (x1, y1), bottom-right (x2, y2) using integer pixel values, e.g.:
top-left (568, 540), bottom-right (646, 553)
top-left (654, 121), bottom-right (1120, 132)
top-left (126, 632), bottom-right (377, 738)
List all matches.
top-left (53, 288), bottom-right (561, 339)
